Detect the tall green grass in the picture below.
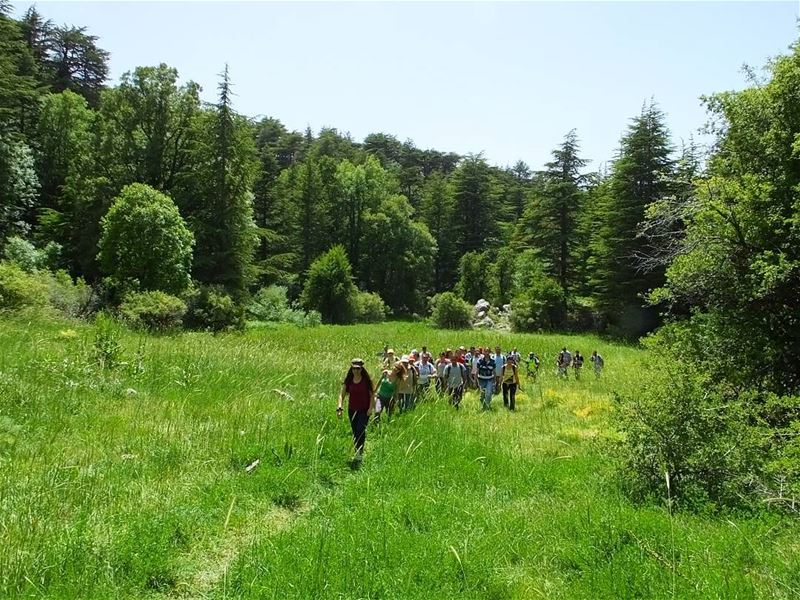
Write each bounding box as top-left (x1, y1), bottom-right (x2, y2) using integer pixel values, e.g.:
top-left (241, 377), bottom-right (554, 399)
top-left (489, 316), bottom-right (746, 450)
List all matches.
top-left (0, 314), bottom-right (797, 598)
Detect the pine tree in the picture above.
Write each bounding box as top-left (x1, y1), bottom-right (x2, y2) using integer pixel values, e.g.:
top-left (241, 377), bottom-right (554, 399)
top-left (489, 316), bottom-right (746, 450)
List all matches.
top-left (419, 170), bottom-right (458, 292)
top-left (191, 66), bottom-right (258, 297)
top-left (590, 101), bottom-right (675, 334)
top-left (20, 7), bottom-right (52, 75)
top-left (297, 156), bottom-right (322, 273)
top-left (45, 25), bottom-right (109, 107)
top-left (508, 160), bottom-right (531, 221)
top-left (515, 130), bottom-right (587, 292)
top-left (0, 8), bottom-right (40, 135)
top-left (451, 153), bottom-right (495, 254)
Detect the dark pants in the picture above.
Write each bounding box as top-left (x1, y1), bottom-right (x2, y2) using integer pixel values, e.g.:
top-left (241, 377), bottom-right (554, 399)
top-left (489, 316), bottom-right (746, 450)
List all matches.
top-left (399, 393), bottom-right (414, 412)
top-left (348, 409), bottom-right (369, 453)
top-left (448, 384), bottom-right (463, 408)
top-left (502, 382), bottom-right (517, 410)
top-left (375, 394), bottom-right (394, 422)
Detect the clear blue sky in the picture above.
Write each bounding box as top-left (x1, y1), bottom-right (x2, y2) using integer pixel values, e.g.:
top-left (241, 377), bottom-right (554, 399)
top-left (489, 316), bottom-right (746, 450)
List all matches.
top-left (15, 1), bottom-right (800, 170)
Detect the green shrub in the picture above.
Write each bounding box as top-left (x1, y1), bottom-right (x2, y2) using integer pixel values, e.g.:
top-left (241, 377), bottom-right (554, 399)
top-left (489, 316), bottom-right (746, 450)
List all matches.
top-left (0, 260), bottom-right (93, 317)
top-left (3, 237), bottom-right (42, 272)
top-left (510, 287), bottom-right (566, 332)
top-left (300, 246), bottom-right (357, 324)
top-left (354, 291), bottom-right (387, 323)
top-left (185, 285), bottom-right (244, 331)
top-left (0, 261), bottom-right (48, 310)
top-left (247, 285), bottom-right (290, 321)
top-left (510, 251), bottom-right (566, 332)
top-left (614, 362), bottom-right (764, 511)
top-left (247, 285), bottom-right (322, 328)
top-left (45, 270), bottom-right (93, 318)
top-left (119, 291), bottom-right (187, 331)
top-left (292, 309), bottom-right (321, 328)
top-left (99, 183), bottom-right (194, 296)
top-left (93, 312), bottom-right (123, 370)
top-left (429, 292), bottom-right (472, 329)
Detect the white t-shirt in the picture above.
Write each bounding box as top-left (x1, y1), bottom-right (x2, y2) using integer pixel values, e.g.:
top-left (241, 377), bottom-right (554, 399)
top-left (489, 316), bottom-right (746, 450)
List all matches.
top-left (416, 361), bottom-right (436, 384)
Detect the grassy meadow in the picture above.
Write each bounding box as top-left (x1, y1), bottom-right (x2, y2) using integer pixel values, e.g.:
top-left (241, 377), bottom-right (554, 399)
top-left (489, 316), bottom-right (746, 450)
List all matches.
top-left (0, 314), bottom-right (798, 599)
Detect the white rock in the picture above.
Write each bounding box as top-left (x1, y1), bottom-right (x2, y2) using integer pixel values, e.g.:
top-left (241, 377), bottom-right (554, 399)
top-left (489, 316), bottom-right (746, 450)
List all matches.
top-left (474, 317), bottom-right (494, 329)
top-left (474, 299), bottom-right (490, 313)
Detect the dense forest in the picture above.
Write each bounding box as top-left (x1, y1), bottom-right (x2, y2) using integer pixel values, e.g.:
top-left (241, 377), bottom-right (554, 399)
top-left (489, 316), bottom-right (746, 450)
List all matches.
top-left (0, 1), bottom-right (702, 337)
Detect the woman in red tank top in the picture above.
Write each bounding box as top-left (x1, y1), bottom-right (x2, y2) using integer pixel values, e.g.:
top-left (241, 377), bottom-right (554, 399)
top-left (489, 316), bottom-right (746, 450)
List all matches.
top-left (337, 358), bottom-right (375, 459)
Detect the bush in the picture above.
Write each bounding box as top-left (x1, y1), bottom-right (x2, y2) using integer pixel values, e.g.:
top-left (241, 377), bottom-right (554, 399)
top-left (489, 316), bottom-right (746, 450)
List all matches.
top-left (247, 285), bottom-right (322, 328)
top-left (0, 260), bottom-right (94, 317)
top-left (0, 261), bottom-right (48, 311)
top-left (429, 292), bottom-right (472, 330)
top-left (510, 286), bottom-right (566, 332)
top-left (354, 291), bottom-right (387, 323)
top-left (3, 237), bottom-right (42, 272)
top-left (46, 270), bottom-right (93, 318)
top-left (93, 312), bottom-right (123, 370)
top-left (300, 246), bottom-right (357, 324)
top-left (293, 309), bottom-right (321, 328)
top-left (119, 291), bottom-right (187, 331)
top-left (99, 183), bottom-right (194, 296)
top-left (185, 285), bottom-right (245, 332)
top-left (615, 317), bottom-right (800, 511)
top-left (247, 285), bottom-right (291, 321)
top-left (614, 361), bottom-right (763, 511)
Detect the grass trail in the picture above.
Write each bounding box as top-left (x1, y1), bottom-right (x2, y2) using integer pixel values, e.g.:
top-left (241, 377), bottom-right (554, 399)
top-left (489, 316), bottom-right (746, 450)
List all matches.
top-left (0, 315), bottom-right (798, 598)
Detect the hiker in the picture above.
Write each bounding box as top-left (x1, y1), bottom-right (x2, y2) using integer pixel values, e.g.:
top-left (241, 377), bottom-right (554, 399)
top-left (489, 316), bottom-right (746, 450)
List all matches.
top-left (435, 351), bottom-right (449, 393)
top-left (464, 346), bottom-right (477, 389)
top-left (573, 350), bottom-right (584, 379)
top-left (525, 351), bottom-right (541, 379)
top-left (471, 347), bottom-right (483, 390)
top-left (590, 350), bottom-right (604, 378)
top-left (415, 352), bottom-right (437, 398)
top-left (383, 348), bottom-right (397, 371)
top-left (501, 355), bottom-right (522, 410)
top-left (337, 358), bottom-right (375, 459)
top-left (455, 346), bottom-right (467, 365)
top-left (493, 345), bottom-right (506, 391)
top-left (509, 347), bottom-right (521, 365)
top-left (476, 349), bottom-right (496, 410)
top-left (374, 363), bottom-right (405, 422)
top-left (557, 347), bottom-right (572, 378)
top-left (397, 355), bottom-right (416, 412)
top-left (444, 358), bottom-right (468, 409)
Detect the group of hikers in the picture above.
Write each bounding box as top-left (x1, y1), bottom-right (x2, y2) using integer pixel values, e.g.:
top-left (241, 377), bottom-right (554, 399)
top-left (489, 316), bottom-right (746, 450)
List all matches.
top-left (337, 344), bottom-right (605, 459)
